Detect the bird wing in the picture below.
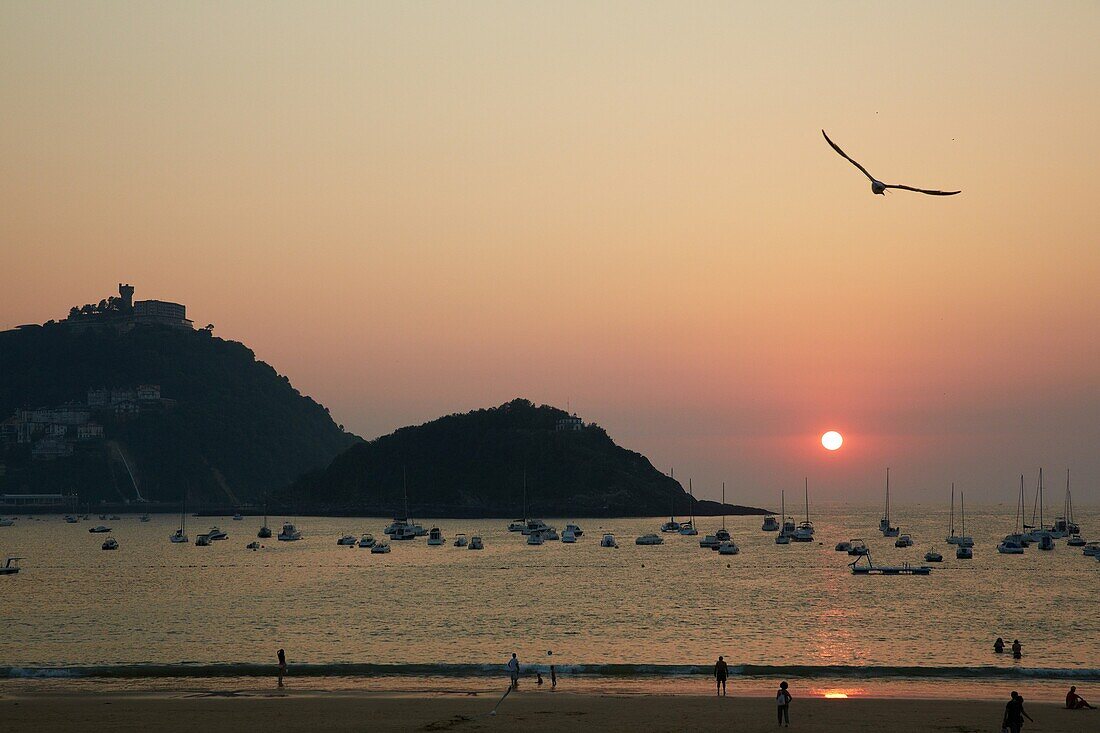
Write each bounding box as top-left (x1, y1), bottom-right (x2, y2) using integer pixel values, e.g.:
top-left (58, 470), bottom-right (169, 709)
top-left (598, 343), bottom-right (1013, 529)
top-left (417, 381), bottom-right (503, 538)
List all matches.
top-left (882, 184), bottom-right (961, 196)
top-left (822, 130), bottom-right (875, 182)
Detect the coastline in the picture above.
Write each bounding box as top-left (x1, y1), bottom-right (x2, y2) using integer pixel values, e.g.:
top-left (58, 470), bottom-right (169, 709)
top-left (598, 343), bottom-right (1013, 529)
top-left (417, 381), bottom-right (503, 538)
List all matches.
top-left (0, 690), bottom-right (1094, 732)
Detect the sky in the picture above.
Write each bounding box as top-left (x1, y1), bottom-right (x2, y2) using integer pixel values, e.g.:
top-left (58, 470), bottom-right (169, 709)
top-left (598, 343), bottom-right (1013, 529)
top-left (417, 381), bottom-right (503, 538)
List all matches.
top-left (2, 2), bottom-right (1099, 505)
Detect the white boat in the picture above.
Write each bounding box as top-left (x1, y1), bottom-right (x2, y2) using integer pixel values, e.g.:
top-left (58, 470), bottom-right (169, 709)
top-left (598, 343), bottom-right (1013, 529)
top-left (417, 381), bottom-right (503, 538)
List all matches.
top-left (64, 515), bottom-right (78, 523)
top-left (523, 519), bottom-right (550, 536)
top-left (791, 479), bottom-right (814, 541)
top-left (370, 541), bottom-right (391, 554)
top-left (232, 513), bottom-right (243, 521)
top-left (169, 528), bottom-right (189, 543)
top-left (277, 522), bottom-right (302, 541)
top-left (924, 547), bottom-right (943, 562)
top-left (894, 534), bottom-right (913, 548)
top-left (717, 540), bottom-right (739, 555)
top-left (1024, 468), bottom-right (1054, 543)
top-left (387, 468), bottom-right (426, 538)
top-left (835, 540), bottom-right (852, 552)
top-left (507, 519), bottom-right (527, 532)
top-left (678, 521), bottom-right (698, 536)
top-left (101, 536), bottom-right (119, 550)
top-left (561, 528), bottom-right (577, 543)
top-left (89, 525), bottom-right (111, 533)
top-left (701, 528), bottom-right (730, 549)
top-left (391, 525), bottom-right (418, 541)
top-left (847, 539), bottom-right (869, 556)
top-left (195, 534), bottom-right (211, 546)
top-left (1038, 534), bottom-right (1054, 551)
top-left (0, 557), bottom-right (22, 575)
top-left (956, 544), bottom-right (973, 559)
top-left (468, 535), bottom-right (484, 550)
top-left (453, 533), bottom-right (468, 547)
top-left (635, 533), bottom-right (663, 545)
top-left (0, 518), bottom-right (14, 527)
top-left (1051, 468), bottom-right (1081, 537)
top-left (427, 527), bottom-right (445, 546)
top-left (358, 534), bottom-right (376, 548)
top-left (207, 526), bottom-right (228, 541)
top-left (879, 468), bottom-right (900, 537)
top-left (600, 533), bottom-right (618, 548)
top-left (337, 534), bottom-right (357, 546)
top-left (679, 480), bottom-right (699, 535)
top-left (955, 491), bottom-right (974, 548)
top-left (564, 523), bottom-right (583, 537)
top-left (761, 515), bottom-right (780, 532)
top-left (527, 531), bottom-right (545, 545)
top-left (999, 476), bottom-right (1027, 554)
top-left (139, 514), bottom-right (151, 522)
top-left (998, 538), bottom-right (1025, 554)
top-left (659, 468), bottom-right (682, 532)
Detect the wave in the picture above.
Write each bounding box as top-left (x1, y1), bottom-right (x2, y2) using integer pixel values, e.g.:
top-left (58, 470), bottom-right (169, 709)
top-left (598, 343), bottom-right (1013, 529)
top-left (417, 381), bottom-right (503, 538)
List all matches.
top-left (3, 663), bottom-right (1098, 681)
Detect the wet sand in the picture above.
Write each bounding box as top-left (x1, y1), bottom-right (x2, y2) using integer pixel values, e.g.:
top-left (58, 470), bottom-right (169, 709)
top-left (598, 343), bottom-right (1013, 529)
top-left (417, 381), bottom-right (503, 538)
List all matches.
top-left (0, 691), bottom-right (1094, 732)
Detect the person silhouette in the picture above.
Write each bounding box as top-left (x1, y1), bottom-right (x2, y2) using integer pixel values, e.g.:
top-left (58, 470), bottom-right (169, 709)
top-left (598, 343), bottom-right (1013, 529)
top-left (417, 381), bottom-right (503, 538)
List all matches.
top-left (776, 681), bottom-right (792, 726)
top-left (277, 648), bottom-right (286, 687)
top-left (714, 656), bottom-right (728, 696)
top-left (994, 637), bottom-right (1005, 654)
top-left (1012, 639), bottom-right (1022, 659)
top-left (1066, 686), bottom-right (1094, 709)
top-left (507, 653), bottom-right (520, 688)
top-left (1003, 690), bottom-right (1033, 733)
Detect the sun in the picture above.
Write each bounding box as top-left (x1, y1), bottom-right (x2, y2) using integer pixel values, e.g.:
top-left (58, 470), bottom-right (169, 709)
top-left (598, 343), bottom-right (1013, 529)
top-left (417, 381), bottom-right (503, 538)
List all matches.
top-left (821, 431), bottom-right (843, 451)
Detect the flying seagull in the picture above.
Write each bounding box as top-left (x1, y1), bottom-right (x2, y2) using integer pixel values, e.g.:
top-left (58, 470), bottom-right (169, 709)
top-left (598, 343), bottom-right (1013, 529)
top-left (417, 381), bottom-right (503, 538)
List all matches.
top-left (822, 130), bottom-right (960, 196)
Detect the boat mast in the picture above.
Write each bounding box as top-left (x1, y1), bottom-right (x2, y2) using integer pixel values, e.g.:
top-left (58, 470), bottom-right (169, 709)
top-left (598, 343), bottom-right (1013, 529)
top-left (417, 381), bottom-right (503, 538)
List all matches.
top-left (884, 467), bottom-right (890, 524)
top-left (1039, 467), bottom-right (1044, 529)
top-left (1065, 469), bottom-right (1072, 525)
top-left (950, 483), bottom-right (955, 537)
top-left (669, 468), bottom-right (676, 524)
top-left (523, 468), bottom-right (527, 523)
top-left (688, 478), bottom-right (695, 527)
top-left (780, 489), bottom-right (785, 526)
top-left (961, 491), bottom-right (966, 536)
top-left (1016, 474), bottom-right (1023, 535)
top-left (403, 466), bottom-right (410, 521)
top-left (804, 477), bottom-right (809, 523)
top-left (722, 482), bottom-right (726, 531)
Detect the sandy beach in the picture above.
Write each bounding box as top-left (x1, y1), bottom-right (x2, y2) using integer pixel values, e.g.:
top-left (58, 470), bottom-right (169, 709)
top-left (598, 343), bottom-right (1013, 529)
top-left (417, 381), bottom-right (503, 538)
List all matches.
top-left (1, 691), bottom-right (1094, 732)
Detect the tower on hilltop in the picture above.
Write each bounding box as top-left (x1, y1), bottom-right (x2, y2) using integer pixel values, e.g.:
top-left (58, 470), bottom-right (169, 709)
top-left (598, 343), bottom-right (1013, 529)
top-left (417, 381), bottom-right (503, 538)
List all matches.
top-left (118, 283), bottom-right (134, 310)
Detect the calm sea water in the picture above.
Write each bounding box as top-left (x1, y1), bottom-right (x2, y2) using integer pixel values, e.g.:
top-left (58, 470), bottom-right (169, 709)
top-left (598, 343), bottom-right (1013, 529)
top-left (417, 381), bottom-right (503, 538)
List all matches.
top-left (1, 504), bottom-right (1097, 698)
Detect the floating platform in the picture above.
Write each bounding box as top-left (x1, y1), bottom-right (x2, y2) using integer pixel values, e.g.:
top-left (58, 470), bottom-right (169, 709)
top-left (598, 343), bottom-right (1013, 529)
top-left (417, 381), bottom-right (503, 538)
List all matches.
top-left (849, 552), bottom-right (932, 575)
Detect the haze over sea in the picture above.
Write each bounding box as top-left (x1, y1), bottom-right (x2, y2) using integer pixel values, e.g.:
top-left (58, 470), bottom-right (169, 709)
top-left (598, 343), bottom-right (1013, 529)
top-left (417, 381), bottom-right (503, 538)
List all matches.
top-left (3, 503), bottom-right (1096, 700)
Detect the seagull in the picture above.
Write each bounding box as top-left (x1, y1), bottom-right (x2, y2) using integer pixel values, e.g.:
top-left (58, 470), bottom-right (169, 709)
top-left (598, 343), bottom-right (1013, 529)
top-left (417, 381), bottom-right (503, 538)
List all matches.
top-left (822, 130), bottom-right (960, 196)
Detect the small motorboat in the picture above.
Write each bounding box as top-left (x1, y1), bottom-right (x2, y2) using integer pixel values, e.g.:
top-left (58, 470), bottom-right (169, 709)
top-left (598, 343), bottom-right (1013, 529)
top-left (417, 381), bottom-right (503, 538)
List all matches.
top-left (717, 540), bottom-right (740, 555)
top-left (956, 545), bottom-right (973, 559)
top-left (507, 519), bottom-right (527, 532)
top-left (835, 540), bottom-right (852, 552)
top-left (1038, 534), bottom-right (1054, 551)
top-left (337, 534), bottom-right (357, 546)
top-left (370, 541), bottom-right (391, 554)
top-left (678, 521), bottom-right (699, 536)
top-left (1066, 534), bottom-right (1086, 547)
top-left (453, 533), bottom-right (468, 547)
top-left (232, 513), bottom-right (244, 521)
top-left (169, 528), bottom-right (189, 543)
top-left (246, 541), bottom-right (261, 550)
top-left (391, 525), bottom-right (418, 541)
top-left (924, 547), bottom-right (943, 562)
top-left (600, 533), bottom-right (618, 548)
top-left (997, 539), bottom-right (1025, 554)
top-left (64, 515), bottom-right (78, 523)
top-left (277, 522), bottom-right (302, 541)
top-left (775, 532), bottom-right (791, 545)
top-left (468, 535), bottom-right (484, 550)
top-left (541, 526), bottom-right (559, 541)
top-left (792, 521), bottom-right (814, 542)
top-left (849, 552), bottom-right (932, 575)
top-left (761, 516), bottom-right (780, 532)
top-left (89, 525), bottom-right (111, 533)
top-left (207, 527), bottom-right (228, 541)
top-left (257, 525), bottom-right (273, 539)
top-left (847, 539), bottom-right (870, 556)
top-left (701, 528), bottom-right (731, 549)
top-left (1, 557), bottom-right (23, 575)
top-left (195, 534), bottom-right (212, 546)
top-left (659, 519), bottom-right (682, 533)
top-left (109, 515), bottom-right (121, 521)
top-left (564, 523), bottom-right (583, 537)
top-left (101, 537), bottom-right (119, 551)
top-left (139, 514), bottom-right (151, 522)
top-left (427, 527), bottom-right (445, 546)
top-left (561, 528), bottom-right (577, 543)
top-left (527, 531), bottom-right (545, 546)
top-left (358, 534), bottom-right (376, 548)
top-left (1081, 542), bottom-right (1100, 557)
top-left (635, 533), bottom-right (663, 545)
top-left (894, 534), bottom-right (913, 548)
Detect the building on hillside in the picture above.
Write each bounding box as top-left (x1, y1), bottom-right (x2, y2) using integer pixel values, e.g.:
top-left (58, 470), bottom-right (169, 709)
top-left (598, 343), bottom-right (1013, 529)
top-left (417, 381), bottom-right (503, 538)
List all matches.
top-left (63, 283), bottom-right (193, 331)
top-left (136, 384), bottom-right (161, 401)
top-left (32, 437), bottom-right (73, 460)
top-left (556, 415), bottom-right (584, 432)
top-left (77, 423), bottom-right (104, 440)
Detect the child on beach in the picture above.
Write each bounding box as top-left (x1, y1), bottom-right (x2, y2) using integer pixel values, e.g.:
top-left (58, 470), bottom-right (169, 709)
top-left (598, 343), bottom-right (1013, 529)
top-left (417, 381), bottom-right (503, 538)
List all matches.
top-left (776, 681), bottom-right (792, 727)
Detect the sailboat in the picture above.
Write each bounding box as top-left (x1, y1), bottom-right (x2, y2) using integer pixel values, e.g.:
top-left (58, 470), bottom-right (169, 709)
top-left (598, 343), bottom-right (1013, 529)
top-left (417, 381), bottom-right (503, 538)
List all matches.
top-left (1053, 469), bottom-right (1081, 538)
top-left (508, 470), bottom-right (528, 532)
top-left (660, 469), bottom-right (682, 532)
top-left (775, 490), bottom-right (792, 544)
top-left (879, 468), bottom-right (900, 537)
top-left (701, 482), bottom-right (733, 548)
top-left (792, 479), bottom-right (814, 541)
top-left (946, 483), bottom-right (960, 545)
top-left (998, 475), bottom-right (1027, 554)
top-left (955, 493), bottom-right (973, 558)
top-left (386, 467), bottom-right (425, 540)
top-left (169, 493), bottom-right (188, 543)
top-left (257, 494), bottom-right (272, 539)
top-left (679, 479), bottom-right (699, 535)
top-left (1025, 468), bottom-right (1054, 548)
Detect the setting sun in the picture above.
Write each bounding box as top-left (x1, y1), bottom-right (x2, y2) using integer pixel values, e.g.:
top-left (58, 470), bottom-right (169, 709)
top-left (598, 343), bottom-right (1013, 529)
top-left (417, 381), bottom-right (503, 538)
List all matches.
top-left (821, 431), bottom-right (843, 451)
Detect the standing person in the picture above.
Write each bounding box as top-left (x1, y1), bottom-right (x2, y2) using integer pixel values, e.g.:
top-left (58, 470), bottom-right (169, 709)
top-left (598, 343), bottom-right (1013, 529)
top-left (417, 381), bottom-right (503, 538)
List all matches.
top-left (994, 637), bottom-right (1005, 654)
top-left (1066, 686), bottom-right (1094, 709)
top-left (714, 656), bottom-right (728, 696)
top-left (547, 650), bottom-right (557, 690)
top-left (1012, 639), bottom-right (1023, 659)
top-left (1002, 691), bottom-right (1033, 733)
top-left (507, 653), bottom-right (520, 688)
top-left (277, 648), bottom-right (287, 687)
top-left (776, 681), bottom-right (792, 727)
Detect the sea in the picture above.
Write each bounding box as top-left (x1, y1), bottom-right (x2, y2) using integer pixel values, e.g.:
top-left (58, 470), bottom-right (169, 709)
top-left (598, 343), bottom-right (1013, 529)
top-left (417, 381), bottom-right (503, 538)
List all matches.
top-left (1, 503), bottom-right (1097, 701)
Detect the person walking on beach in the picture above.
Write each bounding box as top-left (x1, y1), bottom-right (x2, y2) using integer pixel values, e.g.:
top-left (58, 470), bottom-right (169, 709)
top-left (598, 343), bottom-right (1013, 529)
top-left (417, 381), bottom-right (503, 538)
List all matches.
top-left (1011, 639), bottom-right (1022, 659)
top-left (1002, 690), bottom-right (1033, 733)
top-left (714, 656), bottom-right (728, 696)
top-left (776, 681), bottom-right (792, 727)
top-left (1066, 686), bottom-right (1094, 709)
top-left (994, 637), bottom-right (1005, 654)
top-left (277, 648), bottom-right (286, 686)
top-left (507, 653), bottom-right (520, 688)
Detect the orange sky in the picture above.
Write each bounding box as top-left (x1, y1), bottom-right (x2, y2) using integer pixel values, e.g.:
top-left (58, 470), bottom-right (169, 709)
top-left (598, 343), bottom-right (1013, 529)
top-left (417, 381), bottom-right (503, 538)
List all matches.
top-left (2, 2), bottom-right (1098, 503)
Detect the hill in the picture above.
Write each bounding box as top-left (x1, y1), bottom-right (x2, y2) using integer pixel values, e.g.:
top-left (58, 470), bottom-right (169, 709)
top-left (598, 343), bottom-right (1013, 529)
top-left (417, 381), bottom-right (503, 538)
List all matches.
top-left (0, 321), bottom-right (358, 505)
top-left (285, 399), bottom-right (770, 517)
